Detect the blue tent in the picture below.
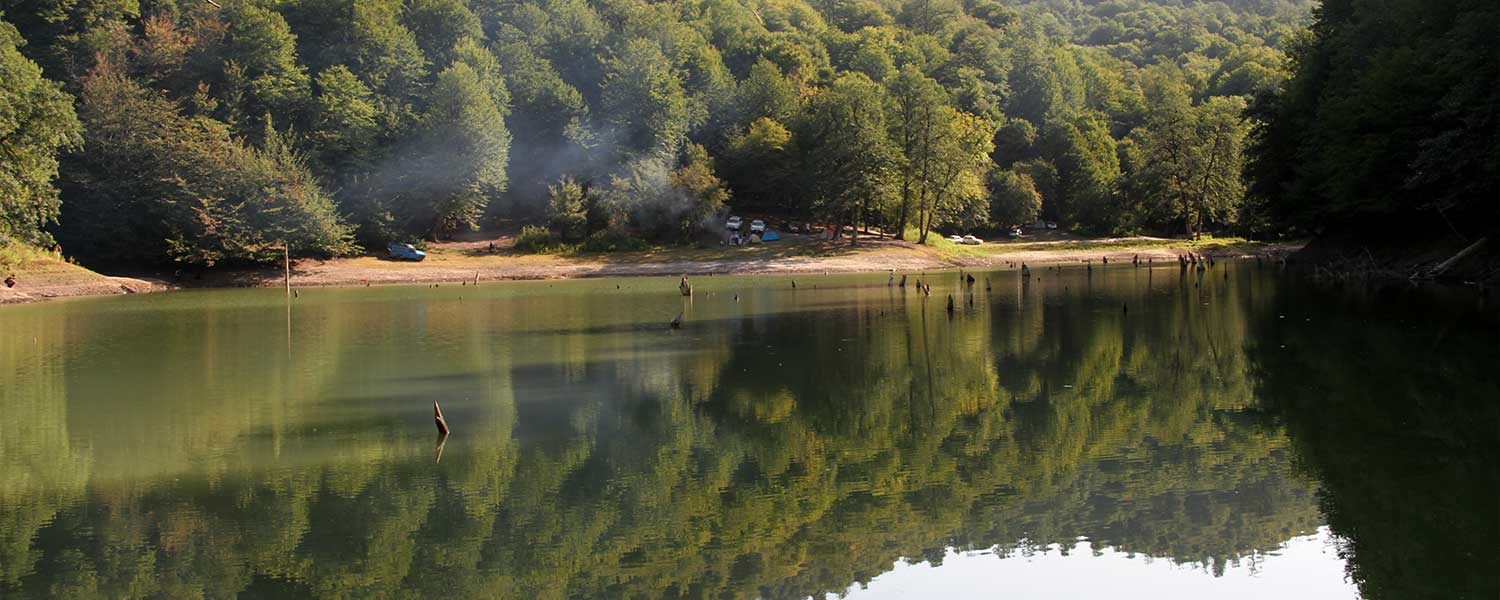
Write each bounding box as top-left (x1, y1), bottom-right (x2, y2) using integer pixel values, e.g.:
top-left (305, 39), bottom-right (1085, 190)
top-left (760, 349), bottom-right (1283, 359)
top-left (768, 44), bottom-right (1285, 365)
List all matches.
top-left (762, 231), bottom-right (781, 242)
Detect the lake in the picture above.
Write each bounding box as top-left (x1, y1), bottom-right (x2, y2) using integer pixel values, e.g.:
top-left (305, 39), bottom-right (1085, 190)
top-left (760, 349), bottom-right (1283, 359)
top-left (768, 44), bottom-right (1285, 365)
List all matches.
top-left (1, 263), bottom-right (1494, 599)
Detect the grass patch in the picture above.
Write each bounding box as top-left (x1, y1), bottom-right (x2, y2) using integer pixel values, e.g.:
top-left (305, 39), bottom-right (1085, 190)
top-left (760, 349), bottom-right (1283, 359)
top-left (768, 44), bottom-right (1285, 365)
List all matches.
top-left (973, 235), bottom-right (1256, 255)
top-left (920, 233), bottom-right (1275, 260)
top-left (0, 242), bottom-right (60, 273)
top-left (1004, 235), bottom-right (1253, 253)
top-left (0, 241), bottom-right (117, 289)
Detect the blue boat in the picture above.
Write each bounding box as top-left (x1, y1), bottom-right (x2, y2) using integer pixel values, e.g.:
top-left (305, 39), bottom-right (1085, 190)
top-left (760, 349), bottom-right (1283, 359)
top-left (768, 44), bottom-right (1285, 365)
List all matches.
top-left (386, 242), bottom-right (427, 261)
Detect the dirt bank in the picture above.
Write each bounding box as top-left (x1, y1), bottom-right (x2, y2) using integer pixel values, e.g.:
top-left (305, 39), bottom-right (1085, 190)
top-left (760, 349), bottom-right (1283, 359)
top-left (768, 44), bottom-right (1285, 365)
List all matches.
top-left (2, 234), bottom-right (1300, 305)
top-left (1292, 225), bottom-right (1497, 285)
top-left (0, 245), bottom-right (169, 305)
top-left (218, 234), bottom-right (1299, 289)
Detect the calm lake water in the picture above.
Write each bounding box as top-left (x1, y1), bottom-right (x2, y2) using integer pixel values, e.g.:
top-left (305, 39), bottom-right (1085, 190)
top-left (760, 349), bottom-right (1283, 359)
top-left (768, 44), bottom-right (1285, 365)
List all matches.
top-left (1, 263), bottom-right (1495, 599)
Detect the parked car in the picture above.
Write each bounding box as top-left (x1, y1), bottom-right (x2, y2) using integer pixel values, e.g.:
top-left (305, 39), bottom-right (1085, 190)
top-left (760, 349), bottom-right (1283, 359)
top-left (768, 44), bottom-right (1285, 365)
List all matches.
top-left (961, 235), bottom-right (983, 245)
top-left (948, 234), bottom-right (964, 243)
top-left (387, 242), bottom-right (426, 261)
top-left (1046, 221), bottom-right (1058, 230)
top-left (1008, 228), bottom-right (1023, 239)
top-left (750, 219), bottom-right (766, 233)
top-left (726, 216), bottom-right (743, 231)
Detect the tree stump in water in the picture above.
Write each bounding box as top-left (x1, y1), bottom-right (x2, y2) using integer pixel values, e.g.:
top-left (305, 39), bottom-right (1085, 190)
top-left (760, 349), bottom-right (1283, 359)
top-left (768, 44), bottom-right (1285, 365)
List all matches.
top-left (434, 401), bottom-right (450, 435)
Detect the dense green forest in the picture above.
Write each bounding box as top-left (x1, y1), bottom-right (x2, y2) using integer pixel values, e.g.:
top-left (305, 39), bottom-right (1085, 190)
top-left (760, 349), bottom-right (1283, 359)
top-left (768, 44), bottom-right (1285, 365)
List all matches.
top-left (3, 0), bottom-right (1493, 267)
top-left (1246, 0), bottom-right (1498, 239)
top-left (1, 0), bottom-right (1324, 266)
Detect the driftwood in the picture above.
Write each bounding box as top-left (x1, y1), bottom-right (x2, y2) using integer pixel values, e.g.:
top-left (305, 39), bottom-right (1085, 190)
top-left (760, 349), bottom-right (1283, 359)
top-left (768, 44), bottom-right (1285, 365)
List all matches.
top-left (434, 401), bottom-right (449, 435)
top-left (1426, 237), bottom-right (1488, 278)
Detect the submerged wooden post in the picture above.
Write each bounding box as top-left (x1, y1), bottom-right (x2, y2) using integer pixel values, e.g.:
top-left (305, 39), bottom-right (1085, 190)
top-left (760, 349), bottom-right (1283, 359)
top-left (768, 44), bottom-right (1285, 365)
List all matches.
top-left (434, 400), bottom-right (450, 435)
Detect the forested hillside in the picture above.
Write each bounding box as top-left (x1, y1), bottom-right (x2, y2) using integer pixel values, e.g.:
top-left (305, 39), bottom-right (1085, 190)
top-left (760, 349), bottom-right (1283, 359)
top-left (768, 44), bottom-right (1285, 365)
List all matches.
top-left (4, 0), bottom-right (1316, 266)
top-left (1246, 0), bottom-right (1497, 240)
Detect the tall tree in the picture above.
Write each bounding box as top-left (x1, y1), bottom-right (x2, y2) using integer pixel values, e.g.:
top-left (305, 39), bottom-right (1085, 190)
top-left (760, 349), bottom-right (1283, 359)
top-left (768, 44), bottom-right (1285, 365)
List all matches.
top-left (723, 117), bottom-right (795, 213)
top-left (601, 38), bottom-right (690, 158)
top-left (217, 1), bottom-right (310, 135)
top-left (913, 108), bottom-right (994, 239)
top-left (307, 65), bottom-right (380, 180)
top-left (394, 61), bottom-right (511, 239)
top-left (546, 176), bottom-right (588, 241)
top-left (885, 64), bottom-right (946, 240)
top-left (403, 0), bottom-right (481, 68)
top-left (736, 57), bottom-right (798, 126)
top-left (803, 72), bottom-right (895, 244)
top-left (492, 39), bottom-right (588, 213)
top-left (0, 17), bottom-right (80, 246)
top-left (989, 169), bottom-right (1042, 229)
top-left (1133, 68), bottom-right (1249, 236)
top-left (1043, 113), bottom-right (1120, 234)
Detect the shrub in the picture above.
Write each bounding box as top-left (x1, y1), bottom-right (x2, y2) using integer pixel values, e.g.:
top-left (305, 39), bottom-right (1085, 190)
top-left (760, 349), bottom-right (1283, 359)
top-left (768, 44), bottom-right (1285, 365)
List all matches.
top-left (547, 177), bottom-right (589, 242)
top-left (513, 225), bottom-right (560, 254)
top-left (581, 229), bottom-right (648, 253)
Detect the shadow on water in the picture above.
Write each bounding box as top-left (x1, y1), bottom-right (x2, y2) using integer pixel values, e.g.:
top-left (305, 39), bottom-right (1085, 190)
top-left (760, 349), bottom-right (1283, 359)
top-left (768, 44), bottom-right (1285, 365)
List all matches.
top-left (0, 262), bottom-right (1492, 598)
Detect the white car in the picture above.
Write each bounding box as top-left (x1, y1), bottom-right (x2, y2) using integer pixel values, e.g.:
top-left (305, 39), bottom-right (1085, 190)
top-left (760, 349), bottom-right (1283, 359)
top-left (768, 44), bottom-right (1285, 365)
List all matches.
top-left (1046, 221), bottom-right (1058, 230)
top-left (961, 235), bottom-right (983, 245)
top-left (726, 216), bottom-right (743, 231)
top-left (948, 234), bottom-right (964, 243)
top-left (750, 219), bottom-right (766, 233)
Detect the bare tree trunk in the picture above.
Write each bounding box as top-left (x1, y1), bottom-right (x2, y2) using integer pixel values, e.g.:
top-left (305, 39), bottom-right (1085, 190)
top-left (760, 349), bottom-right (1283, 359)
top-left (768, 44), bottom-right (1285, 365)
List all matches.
top-left (895, 181), bottom-right (911, 240)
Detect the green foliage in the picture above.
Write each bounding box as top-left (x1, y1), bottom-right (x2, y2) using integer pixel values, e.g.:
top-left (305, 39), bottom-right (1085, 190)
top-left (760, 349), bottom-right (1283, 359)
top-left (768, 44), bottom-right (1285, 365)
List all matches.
top-left (308, 65), bottom-right (380, 176)
top-left (217, 0), bottom-right (310, 134)
top-left (513, 223), bottom-right (560, 253)
top-left (57, 59), bottom-right (351, 266)
top-left (803, 72), bottom-right (896, 239)
top-left (1247, 0), bottom-right (1497, 236)
top-left (403, 0), bottom-right (482, 68)
top-left (598, 144), bottom-right (728, 243)
top-left (392, 61), bottom-right (510, 238)
top-left (546, 176), bottom-right (588, 241)
top-left (0, 17), bottom-right (80, 247)
top-left (3, 0), bottom-right (1323, 265)
top-left (579, 227), bottom-right (647, 252)
top-left (1043, 113), bottom-right (1121, 234)
top-left (736, 57), bottom-right (799, 125)
top-left (668, 143), bottom-right (731, 236)
top-left (885, 63), bottom-right (947, 238)
top-left (988, 169), bottom-right (1042, 227)
top-left (1129, 66), bottom-right (1250, 236)
top-left (602, 38), bottom-right (690, 157)
top-left (723, 117), bottom-right (796, 213)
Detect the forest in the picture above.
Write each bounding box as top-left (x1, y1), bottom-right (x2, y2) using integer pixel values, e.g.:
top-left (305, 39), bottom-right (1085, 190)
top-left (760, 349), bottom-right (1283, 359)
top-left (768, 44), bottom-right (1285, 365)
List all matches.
top-left (1, 0), bottom-right (1327, 267)
top-left (1, 0), bottom-right (1493, 268)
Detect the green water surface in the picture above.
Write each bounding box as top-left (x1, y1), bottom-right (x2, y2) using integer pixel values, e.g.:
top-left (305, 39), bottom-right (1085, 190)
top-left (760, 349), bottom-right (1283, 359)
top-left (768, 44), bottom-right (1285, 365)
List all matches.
top-left (1, 264), bottom-right (1494, 599)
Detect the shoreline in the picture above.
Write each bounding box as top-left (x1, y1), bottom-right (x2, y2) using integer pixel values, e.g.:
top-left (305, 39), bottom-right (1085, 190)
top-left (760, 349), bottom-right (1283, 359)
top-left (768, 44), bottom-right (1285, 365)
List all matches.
top-left (2, 236), bottom-right (1301, 305)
